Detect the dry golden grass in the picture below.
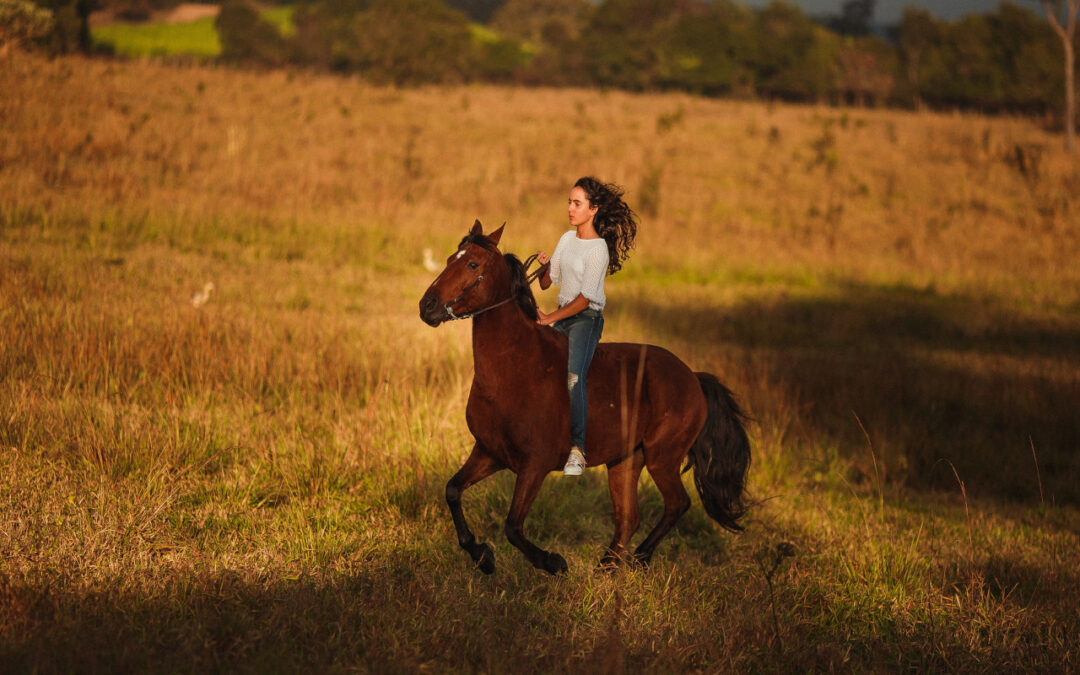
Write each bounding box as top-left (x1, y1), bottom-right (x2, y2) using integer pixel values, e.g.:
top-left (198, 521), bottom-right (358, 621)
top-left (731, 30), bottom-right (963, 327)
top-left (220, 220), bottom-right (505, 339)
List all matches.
top-left (2, 52), bottom-right (1079, 670)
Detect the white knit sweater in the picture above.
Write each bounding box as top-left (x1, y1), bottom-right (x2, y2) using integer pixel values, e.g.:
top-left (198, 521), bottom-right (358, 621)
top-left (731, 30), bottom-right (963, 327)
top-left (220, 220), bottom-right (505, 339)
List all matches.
top-left (549, 230), bottom-right (609, 311)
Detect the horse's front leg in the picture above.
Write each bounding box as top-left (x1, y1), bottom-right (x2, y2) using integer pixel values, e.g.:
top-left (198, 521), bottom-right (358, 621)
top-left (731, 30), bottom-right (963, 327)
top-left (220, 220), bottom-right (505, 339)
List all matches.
top-left (505, 465), bottom-right (567, 575)
top-left (446, 443), bottom-right (504, 574)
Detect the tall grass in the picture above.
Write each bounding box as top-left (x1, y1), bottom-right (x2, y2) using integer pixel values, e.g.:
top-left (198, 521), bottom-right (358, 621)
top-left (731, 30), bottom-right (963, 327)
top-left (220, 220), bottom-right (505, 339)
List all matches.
top-left (1, 52), bottom-right (1078, 670)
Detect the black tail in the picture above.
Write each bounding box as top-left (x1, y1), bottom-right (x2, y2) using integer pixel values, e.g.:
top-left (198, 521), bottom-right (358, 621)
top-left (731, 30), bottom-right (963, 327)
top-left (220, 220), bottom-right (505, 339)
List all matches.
top-left (688, 372), bottom-right (751, 532)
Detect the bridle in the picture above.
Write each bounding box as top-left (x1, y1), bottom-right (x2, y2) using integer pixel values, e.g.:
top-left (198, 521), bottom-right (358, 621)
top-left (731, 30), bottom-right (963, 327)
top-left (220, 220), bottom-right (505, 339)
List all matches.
top-left (443, 270), bottom-right (508, 321)
top-left (441, 250), bottom-right (548, 321)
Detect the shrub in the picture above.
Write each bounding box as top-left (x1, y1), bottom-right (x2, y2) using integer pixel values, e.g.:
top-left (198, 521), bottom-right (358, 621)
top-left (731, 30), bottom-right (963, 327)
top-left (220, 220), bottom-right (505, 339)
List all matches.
top-left (215, 0), bottom-right (291, 67)
top-left (0, 0), bottom-right (55, 54)
top-left (30, 0), bottom-right (90, 53)
top-left (345, 0), bottom-right (476, 85)
top-left (292, 0), bottom-right (368, 71)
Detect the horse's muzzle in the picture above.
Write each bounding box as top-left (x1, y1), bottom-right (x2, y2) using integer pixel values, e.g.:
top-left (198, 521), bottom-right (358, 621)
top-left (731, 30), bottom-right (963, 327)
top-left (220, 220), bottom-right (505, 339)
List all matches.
top-left (419, 290), bottom-right (447, 326)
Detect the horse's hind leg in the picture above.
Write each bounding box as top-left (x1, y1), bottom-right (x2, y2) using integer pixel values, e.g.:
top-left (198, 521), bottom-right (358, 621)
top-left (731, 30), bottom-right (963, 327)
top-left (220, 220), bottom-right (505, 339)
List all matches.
top-left (600, 449), bottom-right (645, 568)
top-left (505, 466), bottom-right (567, 575)
top-left (446, 443), bottom-right (504, 574)
top-left (633, 455), bottom-right (691, 566)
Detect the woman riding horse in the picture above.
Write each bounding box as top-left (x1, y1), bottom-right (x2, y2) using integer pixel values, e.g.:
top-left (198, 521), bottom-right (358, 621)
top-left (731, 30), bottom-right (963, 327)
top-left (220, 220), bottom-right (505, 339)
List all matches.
top-left (419, 221), bottom-right (750, 575)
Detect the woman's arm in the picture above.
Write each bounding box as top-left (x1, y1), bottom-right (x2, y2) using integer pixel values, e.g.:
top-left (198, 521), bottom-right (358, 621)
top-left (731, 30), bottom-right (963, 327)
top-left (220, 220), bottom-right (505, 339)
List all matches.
top-left (537, 293), bottom-right (589, 326)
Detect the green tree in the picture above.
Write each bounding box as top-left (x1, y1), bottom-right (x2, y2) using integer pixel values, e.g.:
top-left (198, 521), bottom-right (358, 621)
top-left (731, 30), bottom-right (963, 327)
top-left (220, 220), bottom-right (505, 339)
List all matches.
top-left (581, 0), bottom-right (698, 90)
top-left (292, 0), bottom-right (369, 71)
top-left (990, 3), bottom-right (1061, 110)
top-left (896, 6), bottom-right (940, 108)
top-left (445, 0), bottom-right (506, 23)
top-left (346, 0), bottom-right (476, 85)
top-left (216, 0), bottom-right (291, 66)
top-left (660, 0), bottom-right (755, 95)
top-left (490, 0), bottom-right (592, 84)
top-left (32, 0), bottom-right (92, 53)
top-left (752, 1), bottom-right (840, 101)
top-left (473, 24), bottom-right (529, 82)
top-left (919, 14), bottom-right (1002, 107)
top-left (490, 0), bottom-right (590, 45)
top-left (912, 5), bottom-right (1064, 113)
top-left (0, 0), bottom-right (54, 55)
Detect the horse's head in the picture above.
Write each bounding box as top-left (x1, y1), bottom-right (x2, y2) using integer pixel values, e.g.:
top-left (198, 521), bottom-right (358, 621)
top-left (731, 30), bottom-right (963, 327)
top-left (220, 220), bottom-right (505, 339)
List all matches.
top-left (419, 220), bottom-right (508, 326)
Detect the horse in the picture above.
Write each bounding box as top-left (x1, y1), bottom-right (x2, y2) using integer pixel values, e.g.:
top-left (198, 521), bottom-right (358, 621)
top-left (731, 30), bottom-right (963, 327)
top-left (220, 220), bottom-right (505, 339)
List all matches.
top-left (418, 220), bottom-right (751, 575)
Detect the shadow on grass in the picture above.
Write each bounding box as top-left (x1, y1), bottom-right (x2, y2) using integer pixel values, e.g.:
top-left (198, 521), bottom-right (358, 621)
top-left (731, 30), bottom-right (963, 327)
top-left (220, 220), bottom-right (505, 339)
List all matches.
top-left (5, 536), bottom-right (1077, 672)
top-left (616, 281), bottom-right (1080, 505)
top-left (771, 550), bottom-right (1080, 670)
top-left (1, 539), bottom-right (752, 672)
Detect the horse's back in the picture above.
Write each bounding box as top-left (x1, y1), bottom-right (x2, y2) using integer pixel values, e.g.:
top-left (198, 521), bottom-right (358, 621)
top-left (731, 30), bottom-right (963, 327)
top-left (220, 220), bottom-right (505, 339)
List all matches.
top-left (586, 341), bottom-right (708, 460)
top-left (594, 341), bottom-right (702, 391)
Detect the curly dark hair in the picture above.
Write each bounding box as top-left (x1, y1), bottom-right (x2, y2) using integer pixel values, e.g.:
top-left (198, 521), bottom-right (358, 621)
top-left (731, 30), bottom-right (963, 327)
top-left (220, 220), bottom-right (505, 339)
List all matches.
top-left (574, 176), bottom-right (638, 275)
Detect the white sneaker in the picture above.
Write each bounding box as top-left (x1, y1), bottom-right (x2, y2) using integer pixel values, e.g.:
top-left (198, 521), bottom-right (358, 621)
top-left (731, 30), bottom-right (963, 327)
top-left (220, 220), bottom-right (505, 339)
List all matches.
top-left (563, 448), bottom-right (586, 476)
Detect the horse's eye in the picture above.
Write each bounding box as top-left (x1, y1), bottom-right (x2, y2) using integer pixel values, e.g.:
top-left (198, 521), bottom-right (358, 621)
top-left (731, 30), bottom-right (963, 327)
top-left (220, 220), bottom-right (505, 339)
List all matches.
top-left (467, 261), bottom-right (479, 270)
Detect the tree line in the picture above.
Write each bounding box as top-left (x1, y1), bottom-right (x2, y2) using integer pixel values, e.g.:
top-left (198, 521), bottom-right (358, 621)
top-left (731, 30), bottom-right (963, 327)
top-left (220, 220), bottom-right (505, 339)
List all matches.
top-left (11, 0), bottom-right (1080, 119)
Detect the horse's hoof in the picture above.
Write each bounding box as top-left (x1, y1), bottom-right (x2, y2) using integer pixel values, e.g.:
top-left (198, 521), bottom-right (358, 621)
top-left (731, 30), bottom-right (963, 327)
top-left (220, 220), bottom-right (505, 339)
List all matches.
top-left (596, 551), bottom-right (624, 572)
top-left (631, 551), bottom-right (651, 569)
top-left (544, 552), bottom-right (568, 575)
top-left (473, 543), bottom-right (495, 575)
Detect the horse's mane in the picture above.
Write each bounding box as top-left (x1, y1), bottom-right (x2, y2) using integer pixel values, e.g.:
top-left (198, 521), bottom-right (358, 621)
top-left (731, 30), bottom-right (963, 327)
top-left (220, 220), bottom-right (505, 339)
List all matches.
top-left (457, 232), bottom-right (538, 321)
top-left (503, 253), bottom-right (539, 321)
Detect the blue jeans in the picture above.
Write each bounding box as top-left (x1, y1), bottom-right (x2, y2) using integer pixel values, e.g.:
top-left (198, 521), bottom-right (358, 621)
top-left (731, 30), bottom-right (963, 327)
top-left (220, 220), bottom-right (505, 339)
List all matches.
top-left (553, 308), bottom-right (604, 454)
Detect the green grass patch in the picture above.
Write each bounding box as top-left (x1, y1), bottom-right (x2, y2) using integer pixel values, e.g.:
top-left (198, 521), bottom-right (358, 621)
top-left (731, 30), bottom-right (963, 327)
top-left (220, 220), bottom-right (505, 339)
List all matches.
top-left (91, 6), bottom-right (296, 58)
top-left (92, 17), bottom-right (222, 58)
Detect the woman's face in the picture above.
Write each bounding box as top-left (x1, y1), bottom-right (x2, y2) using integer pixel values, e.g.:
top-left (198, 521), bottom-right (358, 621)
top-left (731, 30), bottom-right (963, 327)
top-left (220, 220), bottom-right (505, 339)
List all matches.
top-left (568, 186), bottom-right (598, 229)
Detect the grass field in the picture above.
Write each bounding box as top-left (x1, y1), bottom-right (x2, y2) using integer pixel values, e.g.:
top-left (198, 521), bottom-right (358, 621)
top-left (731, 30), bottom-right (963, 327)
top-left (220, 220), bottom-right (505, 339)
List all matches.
top-left (2, 51), bottom-right (1079, 670)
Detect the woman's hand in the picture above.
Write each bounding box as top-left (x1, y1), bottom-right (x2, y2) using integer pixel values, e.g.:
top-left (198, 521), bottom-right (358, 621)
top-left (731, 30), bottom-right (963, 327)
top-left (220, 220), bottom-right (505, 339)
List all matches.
top-left (536, 294), bottom-right (587, 327)
top-left (537, 250), bottom-right (552, 290)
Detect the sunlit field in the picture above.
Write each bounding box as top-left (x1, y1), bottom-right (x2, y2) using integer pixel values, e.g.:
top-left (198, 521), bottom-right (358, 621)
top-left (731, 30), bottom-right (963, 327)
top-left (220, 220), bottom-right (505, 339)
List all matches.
top-left (2, 52), bottom-right (1079, 670)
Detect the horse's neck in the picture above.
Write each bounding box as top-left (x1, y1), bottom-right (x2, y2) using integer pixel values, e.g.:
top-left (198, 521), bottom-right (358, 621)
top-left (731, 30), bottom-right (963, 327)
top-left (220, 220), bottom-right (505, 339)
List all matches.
top-left (471, 306), bottom-right (544, 384)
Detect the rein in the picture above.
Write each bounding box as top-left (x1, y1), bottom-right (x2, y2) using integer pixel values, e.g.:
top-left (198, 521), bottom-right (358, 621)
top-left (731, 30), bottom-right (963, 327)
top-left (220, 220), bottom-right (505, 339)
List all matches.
top-left (521, 253), bottom-right (549, 286)
top-left (443, 252), bottom-right (549, 321)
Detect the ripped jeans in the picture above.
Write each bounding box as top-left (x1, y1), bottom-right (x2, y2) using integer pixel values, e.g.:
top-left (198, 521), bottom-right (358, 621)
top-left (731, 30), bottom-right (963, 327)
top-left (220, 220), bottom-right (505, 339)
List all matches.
top-left (553, 308), bottom-right (604, 454)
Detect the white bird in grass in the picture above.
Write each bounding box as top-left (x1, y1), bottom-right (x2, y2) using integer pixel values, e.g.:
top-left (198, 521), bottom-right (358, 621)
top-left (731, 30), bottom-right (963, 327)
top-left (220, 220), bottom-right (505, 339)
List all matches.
top-left (191, 282), bottom-right (214, 308)
top-left (422, 248), bottom-right (441, 273)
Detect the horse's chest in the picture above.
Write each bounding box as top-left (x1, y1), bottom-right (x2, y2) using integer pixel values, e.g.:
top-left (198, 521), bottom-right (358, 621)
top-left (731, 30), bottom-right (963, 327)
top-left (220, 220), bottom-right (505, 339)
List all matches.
top-left (465, 387), bottom-right (565, 467)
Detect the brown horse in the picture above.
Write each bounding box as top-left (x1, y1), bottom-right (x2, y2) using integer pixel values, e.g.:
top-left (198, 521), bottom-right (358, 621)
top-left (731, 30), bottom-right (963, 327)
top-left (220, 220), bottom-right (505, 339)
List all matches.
top-left (419, 221), bottom-right (751, 575)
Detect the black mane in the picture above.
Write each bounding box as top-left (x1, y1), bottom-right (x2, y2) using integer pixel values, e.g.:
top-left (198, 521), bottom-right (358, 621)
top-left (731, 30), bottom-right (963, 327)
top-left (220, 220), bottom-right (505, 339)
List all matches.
top-left (503, 253), bottom-right (539, 321)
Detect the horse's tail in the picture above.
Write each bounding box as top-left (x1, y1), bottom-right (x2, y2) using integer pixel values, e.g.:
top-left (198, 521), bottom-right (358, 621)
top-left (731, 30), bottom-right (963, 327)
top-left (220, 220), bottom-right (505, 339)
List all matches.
top-left (687, 372), bottom-right (751, 532)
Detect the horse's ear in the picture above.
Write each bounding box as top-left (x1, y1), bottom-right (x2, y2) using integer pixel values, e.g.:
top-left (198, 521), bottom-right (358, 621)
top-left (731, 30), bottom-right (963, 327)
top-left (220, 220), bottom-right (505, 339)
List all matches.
top-left (470, 219), bottom-right (483, 236)
top-left (489, 223), bottom-right (505, 246)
